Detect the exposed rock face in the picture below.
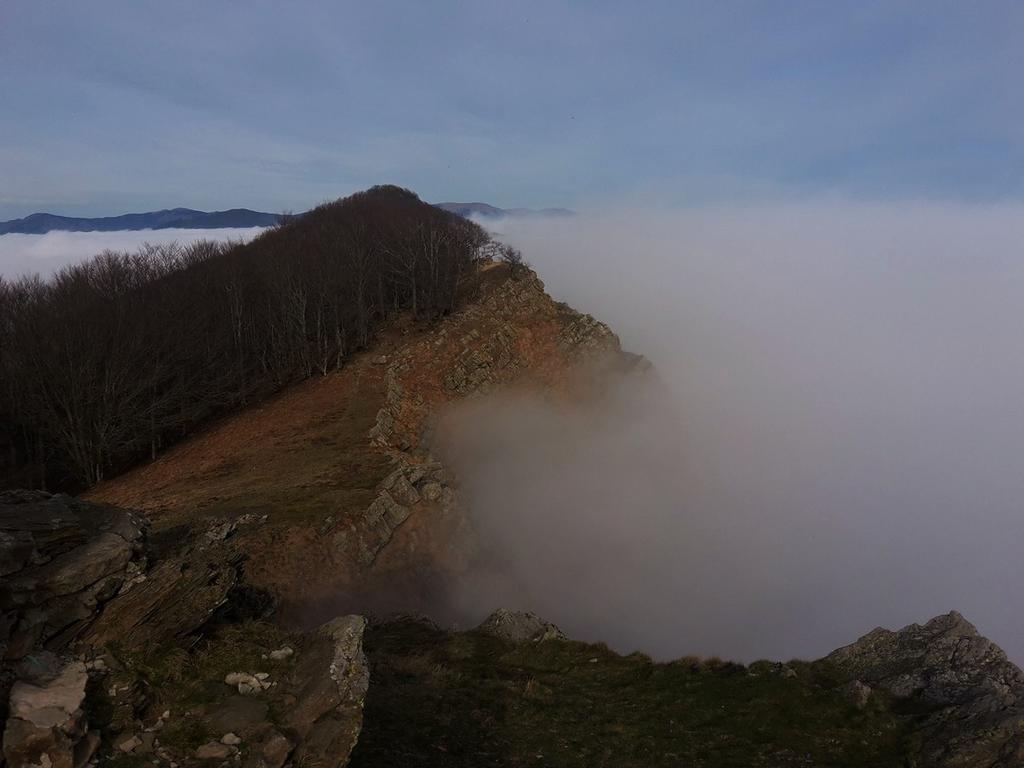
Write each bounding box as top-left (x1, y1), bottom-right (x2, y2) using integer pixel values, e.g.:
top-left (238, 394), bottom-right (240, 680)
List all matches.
top-left (1, 491), bottom-right (146, 765)
top-left (369, 267), bottom-right (627, 454)
top-left (338, 458), bottom-right (454, 568)
top-left (0, 491), bottom-right (146, 661)
top-left (83, 542), bottom-right (242, 651)
top-left (826, 611), bottom-right (1024, 767)
top-left (1, 491), bottom-right (251, 766)
top-left (356, 265), bottom-right (635, 577)
top-left (286, 615), bottom-right (370, 768)
top-left (476, 609), bottom-right (567, 643)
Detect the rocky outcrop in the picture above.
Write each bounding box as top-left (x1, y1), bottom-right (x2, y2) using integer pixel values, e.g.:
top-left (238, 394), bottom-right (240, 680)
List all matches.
top-left (1, 492), bottom-right (146, 766)
top-left (359, 266), bottom-right (631, 575)
top-left (337, 458), bottom-right (454, 568)
top-left (826, 611), bottom-right (1024, 767)
top-left (284, 615), bottom-right (369, 768)
top-left (83, 542), bottom-right (242, 650)
top-left (476, 609), bottom-right (566, 643)
top-left (1, 491), bottom-right (146, 661)
top-left (1, 491), bottom-right (252, 766)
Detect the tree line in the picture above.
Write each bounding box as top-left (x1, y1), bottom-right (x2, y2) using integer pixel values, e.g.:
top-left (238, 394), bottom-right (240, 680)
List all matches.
top-left (0, 186), bottom-right (491, 490)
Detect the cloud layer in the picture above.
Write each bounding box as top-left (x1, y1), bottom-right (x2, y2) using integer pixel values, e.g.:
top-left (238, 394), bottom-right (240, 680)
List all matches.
top-left (0, 227), bottom-right (267, 279)
top-left (437, 202), bottom-right (1024, 663)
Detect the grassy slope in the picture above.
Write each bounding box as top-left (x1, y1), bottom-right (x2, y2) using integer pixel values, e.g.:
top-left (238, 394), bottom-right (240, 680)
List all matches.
top-left (83, 359), bottom-right (390, 529)
top-left (350, 620), bottom-right (926, 768)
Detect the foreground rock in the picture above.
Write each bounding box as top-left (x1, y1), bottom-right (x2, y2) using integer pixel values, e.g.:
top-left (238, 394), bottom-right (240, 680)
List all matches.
top-left (1, 491), bottom-right (144, 766)
top-left (2, 653), bottom-right (96, 768)
top-left (826, 611), bottom-right (1024, 767)
top-left (0, 490), bottom-right (146, 661)
top-left (82, 541), bottom-right (244, 652)
top-left (476, 609), bottom-right (566, 642)
top-left (284, 615), bottom-right (369, 768)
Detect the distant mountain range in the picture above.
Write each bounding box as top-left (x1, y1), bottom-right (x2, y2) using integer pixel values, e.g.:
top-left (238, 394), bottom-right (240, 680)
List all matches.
top-left (0, 208), bottom-right (283, 235)
top-left (434, 202), bottom-right (574, 219)
top-left (0, 202), bottom-right (573, 236)
top-left (434, 201), bottom-right (573, 219)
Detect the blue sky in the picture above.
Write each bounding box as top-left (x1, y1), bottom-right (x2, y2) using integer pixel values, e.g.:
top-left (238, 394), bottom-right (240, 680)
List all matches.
top-left (1, 1), bottom-right (1021, 218)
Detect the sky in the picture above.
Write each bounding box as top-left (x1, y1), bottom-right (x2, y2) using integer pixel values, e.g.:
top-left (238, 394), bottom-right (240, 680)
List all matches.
top-left (1, 1), bottom-right (1022, 220)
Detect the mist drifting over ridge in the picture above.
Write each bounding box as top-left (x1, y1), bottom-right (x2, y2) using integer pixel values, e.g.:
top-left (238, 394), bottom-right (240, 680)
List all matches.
top-left (436, 202), bottom-right (1024, 663)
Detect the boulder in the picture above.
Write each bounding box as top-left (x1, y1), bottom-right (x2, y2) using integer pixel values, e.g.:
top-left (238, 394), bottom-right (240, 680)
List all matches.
top-left (476, 609), bottom-right (566, 643)
top-left (196, 740), bottom-right (234, 760)
top-left (1, 492), bottom-right (145, 765)
top-left (83, 544), bottom-right (242, 651)
top-left (0, 491), bottom-right (146, 661)
top-left (826, 611), bottom-right (1024, 766)
top-left (286, 615), bottom-right (369, 768)
top-left (250, 729), bottom-right (293, 768)
top-left (2, 657), bottom-right (94, 768)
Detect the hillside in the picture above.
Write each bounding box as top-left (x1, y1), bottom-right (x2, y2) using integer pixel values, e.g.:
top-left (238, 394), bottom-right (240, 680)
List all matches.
top-left (0, 186), bottom-right (489, 490)
top-left (3, 196), bottom-right (1024, 767)
top-left (82, 261), bottom-right (631, 618)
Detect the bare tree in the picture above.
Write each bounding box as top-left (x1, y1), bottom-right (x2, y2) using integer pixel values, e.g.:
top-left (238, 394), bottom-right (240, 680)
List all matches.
top-left (0, 186), bottom-right (491, 490)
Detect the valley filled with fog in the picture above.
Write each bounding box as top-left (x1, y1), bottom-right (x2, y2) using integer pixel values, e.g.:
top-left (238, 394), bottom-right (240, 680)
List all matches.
top-left (0, 227), bottom-right (268, 278)
top-left (439, 203), bottom-right (1024, 663)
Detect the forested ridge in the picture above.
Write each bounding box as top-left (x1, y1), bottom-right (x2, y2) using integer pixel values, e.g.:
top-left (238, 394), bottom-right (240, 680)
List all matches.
top-left (0, 185), bottom-right (491, 490)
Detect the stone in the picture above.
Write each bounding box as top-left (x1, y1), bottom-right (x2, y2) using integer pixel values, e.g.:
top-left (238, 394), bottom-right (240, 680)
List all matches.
top-left (3, 659), bottom-right (90, 768)
top-left (268, 647), bottom-right (293, 661)
top-left (257, 730), bottom-right (293, 768)
top-left (84, 544), bottom-right (242, 651)
top-left (419, 482), bottom-right (443, 502)
top-left (205, 521), bottom-right (237, 543)
top-left (286, 615), bottom-right (369, 768)
top-left (115, 734), bottom-right (142, 753)
top-left (826, 611), bottom-right (1024, 766)
top-left (9, 661), bottom-right (88, 728)
top-left (207, 695), bottom-right (268, 734)
top-left (220, 733), bottom-right (242, 746)
top-left (196, 741), bottom-right (234, 760)
top-left (382, 469), bottom-right (420, 506)
top-left (476, 609), bottom-right (566, 643)
top-left (346, 492), bottom-right (410, 567)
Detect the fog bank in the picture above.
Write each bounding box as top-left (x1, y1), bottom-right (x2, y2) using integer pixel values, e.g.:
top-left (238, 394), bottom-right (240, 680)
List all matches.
top-left (440, 203), bottom-right (1024, 663)
top-left (0, 227), bottom-right (268, 278)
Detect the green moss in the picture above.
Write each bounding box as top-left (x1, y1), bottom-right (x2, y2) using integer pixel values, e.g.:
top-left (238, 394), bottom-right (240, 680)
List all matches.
top-left (349, 621), bottom-right (928, 767)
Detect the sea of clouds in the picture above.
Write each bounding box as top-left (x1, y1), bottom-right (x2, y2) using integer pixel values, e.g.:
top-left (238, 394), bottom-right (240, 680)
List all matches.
top-left (435, 202), bottom-right (1024, 664)
top-left (0, 227), bottom-right (269, 279)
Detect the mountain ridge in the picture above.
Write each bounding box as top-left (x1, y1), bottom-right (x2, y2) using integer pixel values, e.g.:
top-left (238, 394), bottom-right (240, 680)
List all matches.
top-left (0, 207), bottom-right (283, 235)
top-left (0, 202), bottom-right (572, 235)
top-left (434, 201), bottom-right (574, 219)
